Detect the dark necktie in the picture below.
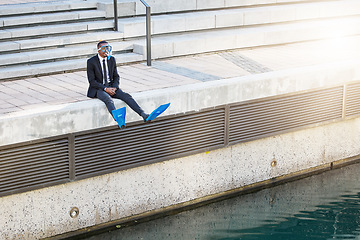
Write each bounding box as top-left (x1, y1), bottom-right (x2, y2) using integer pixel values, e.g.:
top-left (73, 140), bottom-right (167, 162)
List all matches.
top-left (102, 59), bottom-right (107, 85)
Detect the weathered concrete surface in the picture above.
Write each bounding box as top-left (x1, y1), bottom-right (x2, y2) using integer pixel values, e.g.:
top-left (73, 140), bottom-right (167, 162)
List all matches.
top-left (1, 59), bottom-right (360, 146)
top-left (1, 58), bottom-right (360, 239)
top-left (1, 116), bottom-right (360, 239)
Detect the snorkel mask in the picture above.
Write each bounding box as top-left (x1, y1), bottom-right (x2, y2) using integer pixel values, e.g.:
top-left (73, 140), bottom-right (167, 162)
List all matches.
top-left (98, 45), bottom-right (112, 60)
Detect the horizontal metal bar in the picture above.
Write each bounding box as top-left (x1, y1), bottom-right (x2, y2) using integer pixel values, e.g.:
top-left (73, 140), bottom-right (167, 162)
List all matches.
top-left (0, 176), bottom-right (69, 193)
top-left (230, 106), bottom-right (341, 127)
top-left (75, 111), bottom-right (225, 141)
top-left (75, 133), bottom-right (224, 166)
top-left (75, 122), bottom-right (224, 148)
top-left (75, 123), bottom-right (224, 153)
top-left (76, 140), bottom-right (224, 176)
top-left (0, 140), bottom-right (68, 155)
top-left (230, 88), bottom-right (342, 109)
top-left (0, 148), bottom-right (68, 165)
top-left (0, 161), bottom-right (68, 179)
top-left (76, 137), bottom-right (224, 166)
top-left (229, 115), bottom-right (341, 143)
top-left (230, 95), bottom-right (342, 115)
top-left (0, 172), bottom-right (69, 189)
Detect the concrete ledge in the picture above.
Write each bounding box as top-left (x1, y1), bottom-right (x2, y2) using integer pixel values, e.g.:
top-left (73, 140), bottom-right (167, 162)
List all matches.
top-left (2, 110), bottom-right (360, 239)
top-left (1, 58), bottom-right (360, 147)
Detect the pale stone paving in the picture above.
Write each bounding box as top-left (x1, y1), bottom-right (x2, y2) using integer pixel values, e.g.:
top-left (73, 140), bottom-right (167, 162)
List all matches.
top-left (2, 36), bottom-right (360, 115)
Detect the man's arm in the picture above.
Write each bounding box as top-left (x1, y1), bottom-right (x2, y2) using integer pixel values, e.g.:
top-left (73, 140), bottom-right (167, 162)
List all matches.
top-left (110, 57), bottom-right (120, 89)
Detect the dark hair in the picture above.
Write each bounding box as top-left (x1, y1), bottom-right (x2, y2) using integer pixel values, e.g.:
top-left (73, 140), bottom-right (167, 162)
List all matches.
top-left (97, 40), bottom-right (108, 48)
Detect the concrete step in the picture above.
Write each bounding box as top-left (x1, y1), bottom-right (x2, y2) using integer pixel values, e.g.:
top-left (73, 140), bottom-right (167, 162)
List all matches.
top-left (101, 0), bottom-right (323, 18)
top-left (0, 52), bottom-right (144, 80)
top-left (136, 0), bottom-right (317, 14)
top-left (0, 41), bottom-right (134, 67)
top-left (119, 0), bottom-right (360, 38)
top-left (0, 31), bottom-right (123, 54)
top-left (0, 20), bottom-right (114, 40)
top-left (0, 31), bottom-right (124, 53)
top-left (1, 10), bottom-right (106, 28)
top-left (0, 1), bottom-right (97, 17)
top-left (134, 16), bottom-right (360, 59)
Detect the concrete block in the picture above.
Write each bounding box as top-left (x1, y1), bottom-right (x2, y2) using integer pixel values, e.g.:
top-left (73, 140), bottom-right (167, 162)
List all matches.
top-left (30, 1), bottom-right (97, 13)
top-left (0, 30), bottom-right (11, 39)
top-left (87, 20), bottom-right (114, 31)
top-left (153, 15), bottom-right (186, 35)
top-left (276, 0), bottom-right (307, 2)
top-left (17, 32), bottom-right (123, 50)
top-left (0, 5), bottom-right (35, 16)
top-left (114, 52), bottom-right (145, 64)
top-left (0, 58), bottom-right (85, 81)
top-left (19, 37), bottom-right (66, 50)
top-left (0, 41), bottom-right (20, 52)
top-left (32, 3), bottom-right (72, 12)
top-left (215, 10), bottom-right (244, 28)
top-left (119, 18), bottom-right (147, 38)
top-left (236, 29), bottom-right (265, 48)
top-left (135, 39), bottom-right (174, 59)
top-left (263, 24), bottom-right (305, 45)
top-left (203, 32), bottom-right (238, 52)
top-left (78, 10), bottom-right (106, 19)
top-left (173, 35), bottom-right (207, 56)
top-left (295, 4), bottom-right (320, 20)
top-left (97, 2), bottom-right (114, 18)
top-left (243, 8), bottom-right (271, 25)
top-left (196, 0), bottom-right (225, 10)
top-left (98, 1), bottom-right (136, 18)
top-left (170, 30), bottom-right (238, 56)
top-left (185, 13), bottom-right (215, 31)
top-left (27, 47), bottom-right (90, 63)
top-left (318, 1), bottom-right (360, 19)
top-left (136, 0), bottom-right (197, 15)
top-left (270, 6), bottom-right (296, 23)
top-left (69, 1), bottom-right (98, 10)
top-left (9, 23), bottom-right (87, 38)
top-left (225, 0), bottom-right (275, 8)
top-left (319, 2), bottom-right (343, 18)
top-left (0, 52), bottom-right (30, 66)
top-left (3, 12), bottom-right (80, 27)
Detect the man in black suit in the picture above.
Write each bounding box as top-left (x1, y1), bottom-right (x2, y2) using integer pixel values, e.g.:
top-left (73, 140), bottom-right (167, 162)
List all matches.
top-left (87, 40), bottom-right (149, 122)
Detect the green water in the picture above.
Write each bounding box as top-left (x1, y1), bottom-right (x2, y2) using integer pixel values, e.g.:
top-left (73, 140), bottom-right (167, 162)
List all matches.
top-left (86, 163), bottom-right (360, 240)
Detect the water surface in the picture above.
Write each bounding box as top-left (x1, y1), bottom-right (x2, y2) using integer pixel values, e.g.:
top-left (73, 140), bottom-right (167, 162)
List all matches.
top-left (86, 163), bottom-right (360, 240)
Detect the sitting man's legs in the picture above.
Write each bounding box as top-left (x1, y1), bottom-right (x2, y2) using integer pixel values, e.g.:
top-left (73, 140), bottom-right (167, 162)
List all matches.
top-left (96, 89), bottom-right (148, 121)
top-left (96, 89), bottom-right (116, 114)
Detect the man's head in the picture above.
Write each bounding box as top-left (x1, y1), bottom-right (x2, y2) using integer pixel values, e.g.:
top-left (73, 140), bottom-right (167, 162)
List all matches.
top-left (97, 41), bottom-right (112, 59)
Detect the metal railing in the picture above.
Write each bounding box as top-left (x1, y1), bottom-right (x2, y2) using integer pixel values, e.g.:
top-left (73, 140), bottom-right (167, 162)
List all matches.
top-left (140, 0), bottom-right (152, 66)
top-left (113, 0), bottom-right (118, 31)
top-left (113, 0), bottom-right (152, 66)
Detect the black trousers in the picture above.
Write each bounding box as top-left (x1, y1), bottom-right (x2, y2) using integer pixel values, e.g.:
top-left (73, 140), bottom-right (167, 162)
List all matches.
top-left (96, 89), bottom-right (143, 116)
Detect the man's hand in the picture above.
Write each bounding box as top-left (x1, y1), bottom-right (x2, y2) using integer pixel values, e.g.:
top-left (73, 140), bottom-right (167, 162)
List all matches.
top-left (105, 87), bottom-right (117, 96)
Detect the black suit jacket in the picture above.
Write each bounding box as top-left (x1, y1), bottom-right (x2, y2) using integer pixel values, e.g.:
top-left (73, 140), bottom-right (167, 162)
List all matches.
top-left (87, 55), bottom-right (120, 98)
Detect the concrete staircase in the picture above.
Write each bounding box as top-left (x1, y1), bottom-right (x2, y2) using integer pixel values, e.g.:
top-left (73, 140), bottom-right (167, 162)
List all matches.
top-left (1, 0), bottom-right (360, 80)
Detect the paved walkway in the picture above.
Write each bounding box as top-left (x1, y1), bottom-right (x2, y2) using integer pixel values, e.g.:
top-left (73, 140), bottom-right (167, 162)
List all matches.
top-left (1, 35), bottom-right (360, 116)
